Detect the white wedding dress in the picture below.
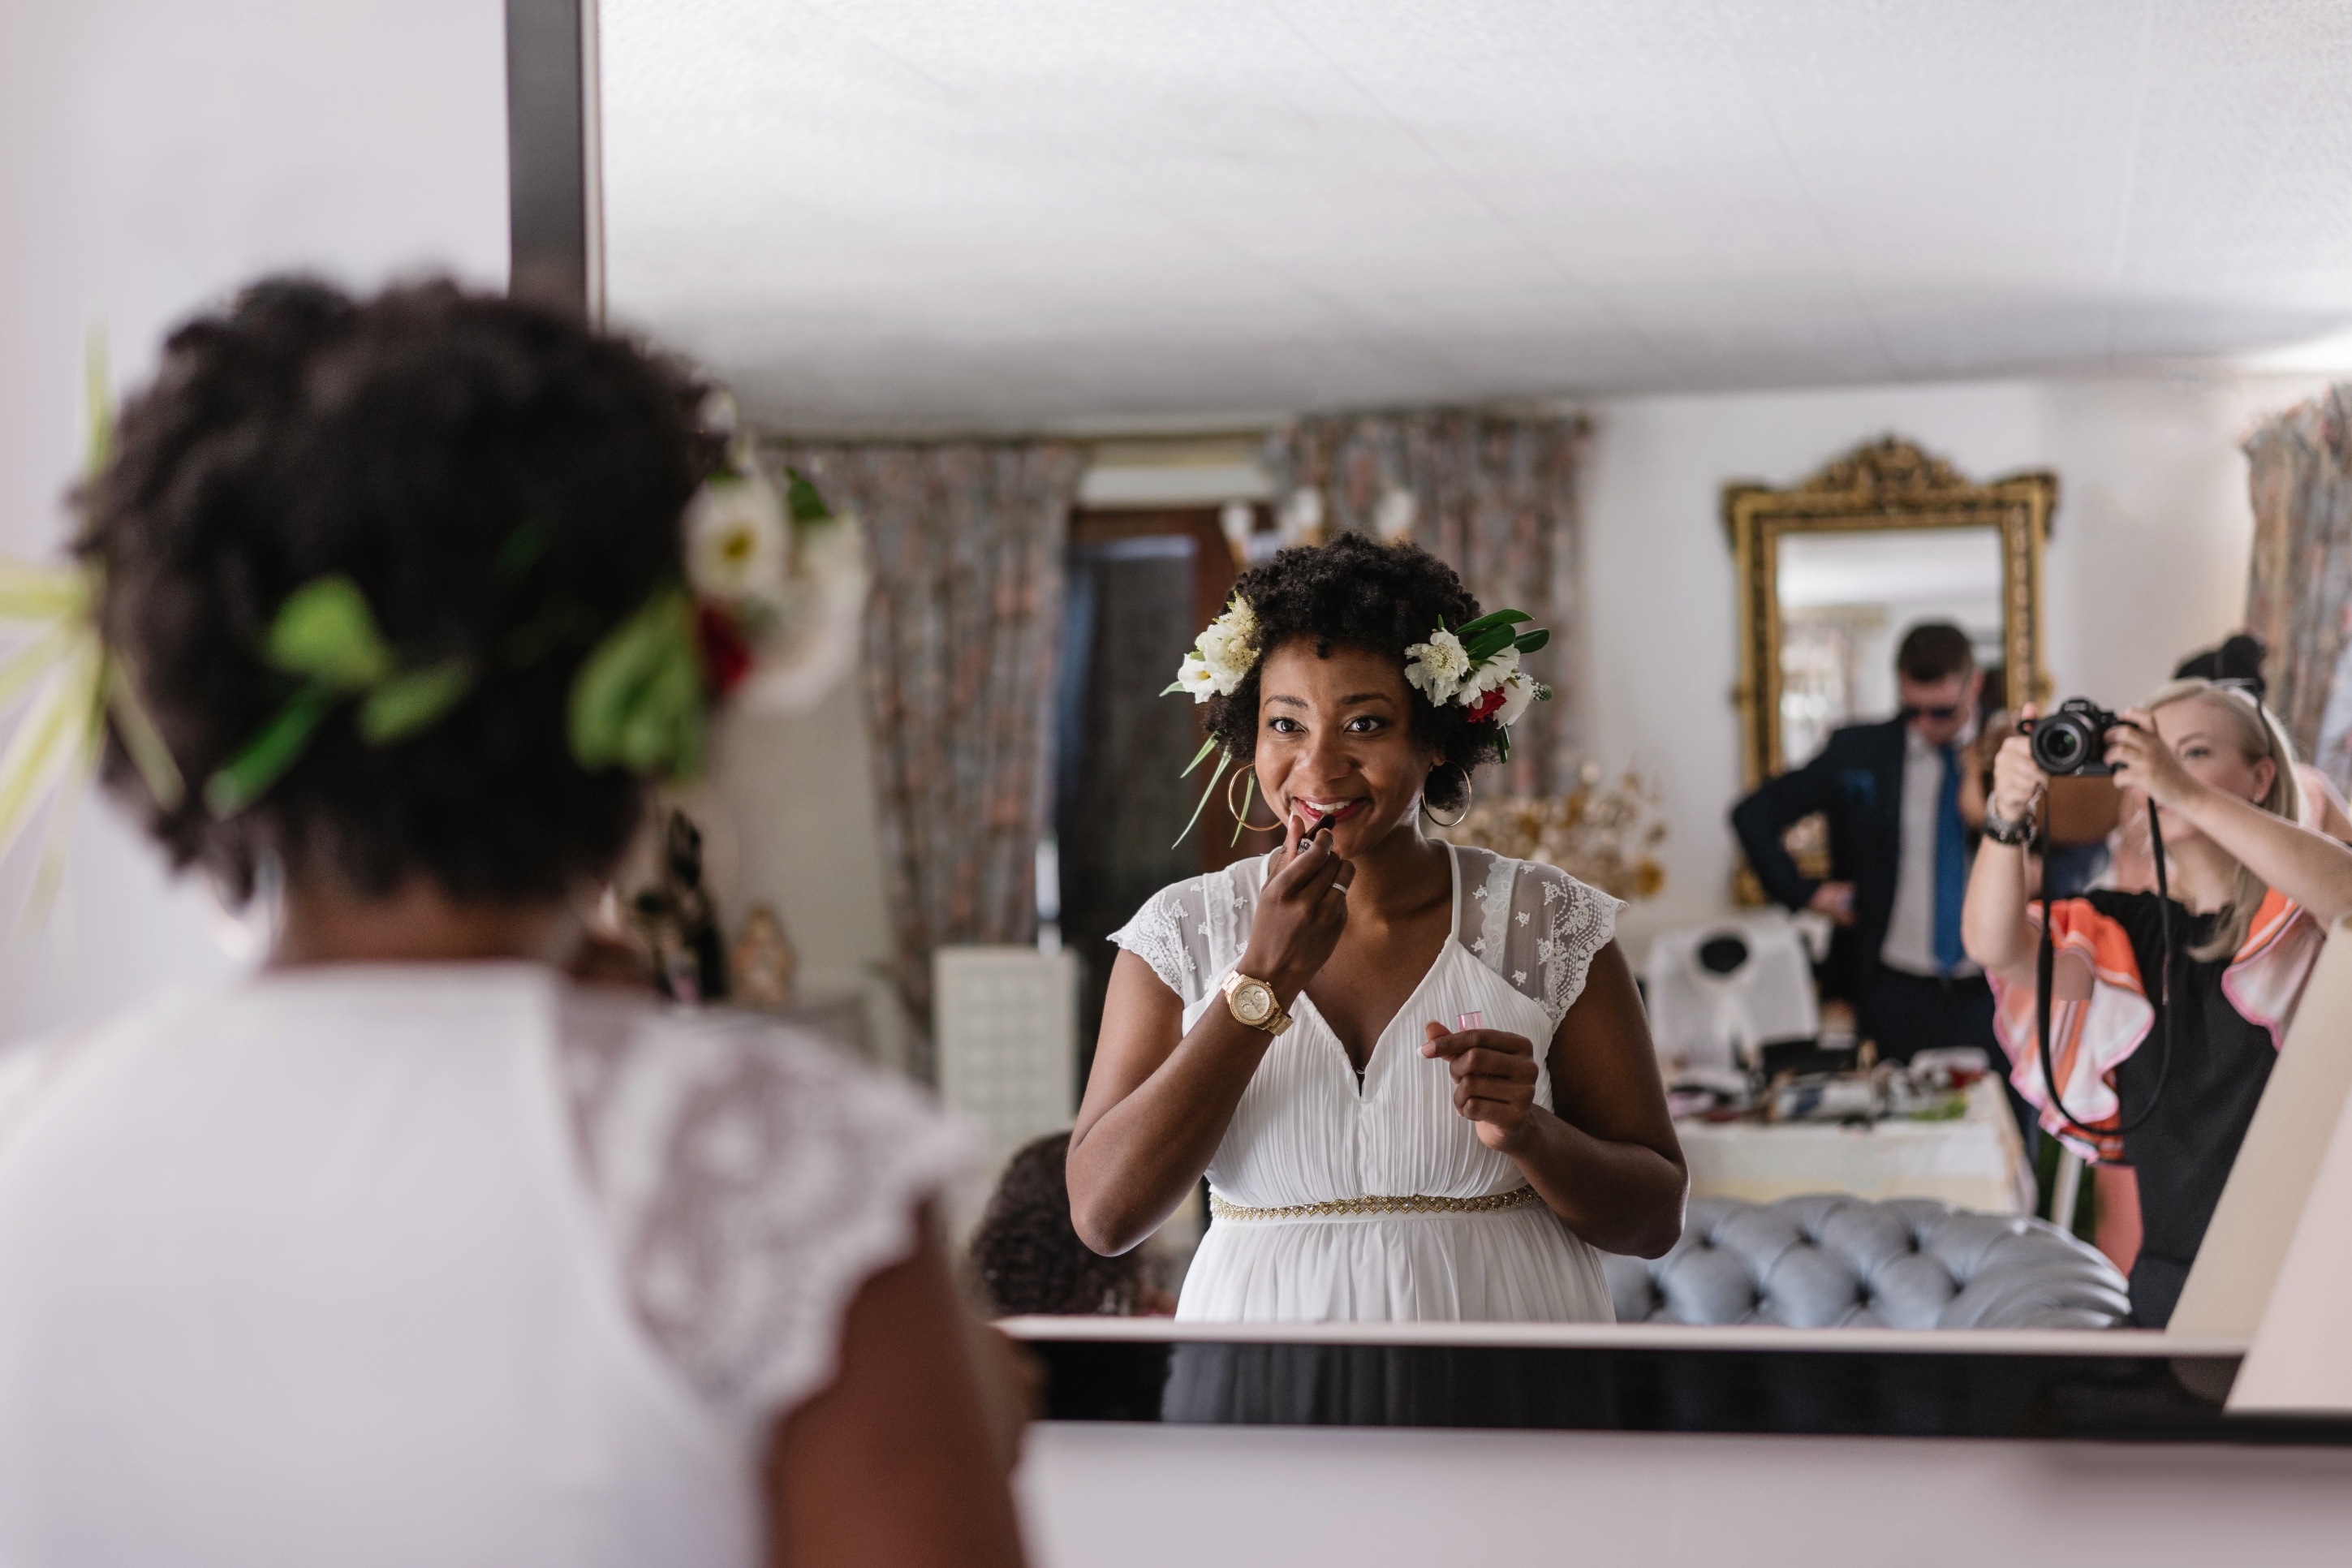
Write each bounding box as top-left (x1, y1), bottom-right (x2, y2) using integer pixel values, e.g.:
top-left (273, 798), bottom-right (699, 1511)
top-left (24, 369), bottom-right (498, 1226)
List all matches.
top-left (1113, 841), bottom-right (1622, 1322)
top-left (0, 966), bottom-right (966, 1568)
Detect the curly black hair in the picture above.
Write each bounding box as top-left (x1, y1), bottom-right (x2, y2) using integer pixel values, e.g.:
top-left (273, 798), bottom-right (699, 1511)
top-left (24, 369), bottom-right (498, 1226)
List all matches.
top-left (968, 1132), bottom-right (1154, 1316)
top-left (1203, 533), bottom-right (1500, 811)
top-left (77, 276), bottom-right (717, 904)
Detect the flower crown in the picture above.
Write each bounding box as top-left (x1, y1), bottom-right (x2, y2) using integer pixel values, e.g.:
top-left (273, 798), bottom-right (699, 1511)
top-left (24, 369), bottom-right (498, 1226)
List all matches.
top-left (1161, 595), bottom-right (1552, 844)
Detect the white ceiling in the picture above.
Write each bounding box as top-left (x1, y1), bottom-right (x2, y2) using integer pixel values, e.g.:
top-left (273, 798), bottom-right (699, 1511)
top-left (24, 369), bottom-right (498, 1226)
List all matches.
top-left (601, 0), bottom-right (2352, 432)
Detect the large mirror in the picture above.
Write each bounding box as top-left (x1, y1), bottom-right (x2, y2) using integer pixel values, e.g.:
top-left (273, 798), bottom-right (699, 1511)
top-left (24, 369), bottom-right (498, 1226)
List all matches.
top-left (1728, 437), bottom-right (2054, 788)
top-left (584, 0), bottom-right (2350, 1418)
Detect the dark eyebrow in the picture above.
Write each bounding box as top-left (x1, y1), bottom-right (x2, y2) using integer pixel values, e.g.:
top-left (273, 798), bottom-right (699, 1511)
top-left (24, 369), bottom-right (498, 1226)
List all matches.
top-left (1263, 691), bottom-right (1397, 711)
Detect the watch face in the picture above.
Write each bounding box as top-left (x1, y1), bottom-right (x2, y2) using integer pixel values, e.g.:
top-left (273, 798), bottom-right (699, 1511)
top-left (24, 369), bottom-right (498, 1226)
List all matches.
top-left (1231, 980), bottom-right (1274, 1025)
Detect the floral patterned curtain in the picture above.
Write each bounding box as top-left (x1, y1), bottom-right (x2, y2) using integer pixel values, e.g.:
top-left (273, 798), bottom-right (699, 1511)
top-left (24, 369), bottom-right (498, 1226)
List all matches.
top-left (2244, 386), bottom-right (2352, 790)
top-left (772, 440), bottom-right (1083, 1077)
top-left (1264, 411), bottom-right (1592, 795)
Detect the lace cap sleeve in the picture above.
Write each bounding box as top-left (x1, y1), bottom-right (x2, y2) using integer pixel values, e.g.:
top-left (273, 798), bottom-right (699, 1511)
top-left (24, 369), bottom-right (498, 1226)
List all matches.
top-left (559, 993), bottom-right (971, 1430)
top-left (1458, 847), bottom-right (1624, 1032)
top-left (1108, 877), bottom-right (1215, 1005)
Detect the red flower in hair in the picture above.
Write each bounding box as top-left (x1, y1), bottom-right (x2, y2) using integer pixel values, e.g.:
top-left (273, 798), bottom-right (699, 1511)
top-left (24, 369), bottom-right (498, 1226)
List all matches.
top-left (696, 601), bottom-right (754, 695)
top-left (1465, 687), bottom-right (1507, 722)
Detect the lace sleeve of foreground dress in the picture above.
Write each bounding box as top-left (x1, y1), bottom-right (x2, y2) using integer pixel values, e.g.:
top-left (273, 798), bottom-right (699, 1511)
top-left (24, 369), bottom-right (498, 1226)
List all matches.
top-left (1107, 863), bottom-right (1258, 1008)
top-left (557, 992), bottom-right (971, 1431)
top-left (1451, 845), bottom-right (1624, 1035)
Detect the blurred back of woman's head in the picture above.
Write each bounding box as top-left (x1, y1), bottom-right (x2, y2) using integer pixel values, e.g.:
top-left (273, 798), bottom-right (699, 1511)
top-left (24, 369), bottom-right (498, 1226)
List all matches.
top-left (80, 278), bottom-right (713, 906)
top-left (969, 1132), bottom-right (1166, 1317)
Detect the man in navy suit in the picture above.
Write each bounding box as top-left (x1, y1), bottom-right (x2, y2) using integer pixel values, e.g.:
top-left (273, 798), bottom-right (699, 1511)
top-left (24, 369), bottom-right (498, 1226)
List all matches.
top-left (1731, 623), bottom-right (1992, 1064)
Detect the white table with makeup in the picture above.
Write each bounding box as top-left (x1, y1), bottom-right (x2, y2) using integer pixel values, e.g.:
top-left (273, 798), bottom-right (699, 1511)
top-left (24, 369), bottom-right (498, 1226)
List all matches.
top-left (1674, 1075), bottom-right (2035, 1214)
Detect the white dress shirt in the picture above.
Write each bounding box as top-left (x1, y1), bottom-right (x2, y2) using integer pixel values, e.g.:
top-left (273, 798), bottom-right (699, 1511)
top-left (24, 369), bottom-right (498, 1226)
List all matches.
top-left (1879, 723), bottom-right (1980, 979)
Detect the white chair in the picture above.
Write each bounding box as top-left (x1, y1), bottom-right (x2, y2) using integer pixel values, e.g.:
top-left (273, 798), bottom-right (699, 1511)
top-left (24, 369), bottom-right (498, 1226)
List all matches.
top-left (1641, 910), bottom-right (1824, 1073)
top-left (933, 945), bottom-right (1079, 1236)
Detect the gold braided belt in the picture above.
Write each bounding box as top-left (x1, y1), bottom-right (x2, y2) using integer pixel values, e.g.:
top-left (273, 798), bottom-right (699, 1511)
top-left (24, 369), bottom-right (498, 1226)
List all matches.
top-left (1208, 1186), bottom-right (1541, 1222)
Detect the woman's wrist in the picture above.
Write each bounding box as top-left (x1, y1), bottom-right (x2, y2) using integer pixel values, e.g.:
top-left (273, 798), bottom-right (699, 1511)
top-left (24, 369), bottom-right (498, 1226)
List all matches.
top-left (1235, 946), bottom-right (1311, 1006)
top-left (1493, 1105), bottom-right (1553, 1161)
top-left (1982, 796), bottom-right (2035, 845)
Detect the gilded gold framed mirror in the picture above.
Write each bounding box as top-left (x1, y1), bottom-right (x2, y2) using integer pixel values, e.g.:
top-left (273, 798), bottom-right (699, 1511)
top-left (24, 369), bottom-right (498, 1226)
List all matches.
top-left (1727, 436), bottom-right (2057, 790)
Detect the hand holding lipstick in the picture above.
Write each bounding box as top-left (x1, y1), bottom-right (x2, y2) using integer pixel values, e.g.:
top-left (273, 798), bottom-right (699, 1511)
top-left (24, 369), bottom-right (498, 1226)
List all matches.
top-left (1235, 809), bottom-right (1355, 1004)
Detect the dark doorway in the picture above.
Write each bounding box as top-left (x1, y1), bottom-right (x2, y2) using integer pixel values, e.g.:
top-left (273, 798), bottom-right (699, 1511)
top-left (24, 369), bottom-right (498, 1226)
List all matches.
top-left (1057, 507), bottom-right (1265, 1092)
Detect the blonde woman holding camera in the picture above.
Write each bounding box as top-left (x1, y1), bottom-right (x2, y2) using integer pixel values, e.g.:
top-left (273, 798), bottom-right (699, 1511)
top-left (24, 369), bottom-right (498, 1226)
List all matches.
top-left (1961, 678), bottom-right (2352, 1326)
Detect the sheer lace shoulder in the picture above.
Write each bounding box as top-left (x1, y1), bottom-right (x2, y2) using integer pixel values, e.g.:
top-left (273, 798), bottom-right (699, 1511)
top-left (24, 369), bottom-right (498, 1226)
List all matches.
top-left (1108, 858), bottom-right (1269, 1006)
top-left (556, 990), bottom-right (969, 1429)
top-left (1452, 844), bottom-right (1624, 1033)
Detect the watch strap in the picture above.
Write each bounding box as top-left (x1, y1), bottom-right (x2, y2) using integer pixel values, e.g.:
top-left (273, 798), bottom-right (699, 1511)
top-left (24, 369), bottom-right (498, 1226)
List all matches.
top-left (1982, 803), bottom-right (2035, 846)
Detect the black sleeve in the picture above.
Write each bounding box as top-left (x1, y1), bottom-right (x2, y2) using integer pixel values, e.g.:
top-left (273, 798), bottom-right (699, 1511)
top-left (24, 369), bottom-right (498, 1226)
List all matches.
top-left (1730, 748), bottom-right (1842, 912)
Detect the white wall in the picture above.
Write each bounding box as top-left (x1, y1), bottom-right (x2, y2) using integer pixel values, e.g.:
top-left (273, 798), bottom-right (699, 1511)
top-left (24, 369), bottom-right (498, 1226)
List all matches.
top-left (706, 686), bottom-right (916, 1074)
top-left (1018, 1421), bottom-right (2352, 1568)
top-left (0, 0), bottom-right (508, 1041)
top-left (1580, 370), bottom-right (2333, 950)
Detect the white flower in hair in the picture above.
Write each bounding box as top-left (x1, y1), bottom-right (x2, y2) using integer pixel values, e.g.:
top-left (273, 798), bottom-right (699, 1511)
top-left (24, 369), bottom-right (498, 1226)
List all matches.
top-left (685, 469), bottom-right (790, 604)
top-left (1170, 596), bottom-right (1258, 702)
top-left (1174, 652), bottom-right (1222, 701)
top-left (1404, 627), bottom-right (1472, 704)
top-left (1495, 668), bottom-right (1543, 727)
top-left (1463, 642), bottom-right (1520, 697)
top-left (1195, 602), bottom-right (1256, 683)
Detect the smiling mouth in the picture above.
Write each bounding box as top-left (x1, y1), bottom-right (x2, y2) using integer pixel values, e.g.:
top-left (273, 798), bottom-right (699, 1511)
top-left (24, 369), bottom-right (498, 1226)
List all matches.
top-left (1294, 799), bottom-right (1367, 827)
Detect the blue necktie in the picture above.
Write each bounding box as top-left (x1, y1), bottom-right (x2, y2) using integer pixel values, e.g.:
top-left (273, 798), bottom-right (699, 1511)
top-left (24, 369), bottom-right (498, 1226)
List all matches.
top-left (1932, 742), bottom-right (1966, 972)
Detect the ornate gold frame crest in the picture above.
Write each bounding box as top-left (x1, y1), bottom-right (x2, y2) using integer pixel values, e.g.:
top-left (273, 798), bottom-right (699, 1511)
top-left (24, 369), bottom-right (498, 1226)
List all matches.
top-left (1725, 436), bottom-right (2057, 790)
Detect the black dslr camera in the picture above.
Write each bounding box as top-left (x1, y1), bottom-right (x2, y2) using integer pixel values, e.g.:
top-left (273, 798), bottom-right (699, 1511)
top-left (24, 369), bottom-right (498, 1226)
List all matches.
top-left (2023, 697), bottom-right (2126, 777)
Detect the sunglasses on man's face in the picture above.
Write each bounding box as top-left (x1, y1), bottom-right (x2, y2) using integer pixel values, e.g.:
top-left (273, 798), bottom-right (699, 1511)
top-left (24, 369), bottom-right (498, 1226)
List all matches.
top-left (1907, 703), bottom-right (1964, 722)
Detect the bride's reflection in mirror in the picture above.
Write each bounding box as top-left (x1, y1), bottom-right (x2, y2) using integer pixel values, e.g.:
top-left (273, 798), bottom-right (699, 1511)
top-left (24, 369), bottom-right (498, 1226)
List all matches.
top-left (1064, 535), bottom-right (1686, 1322)
top-left (592, 4), bottom-right (2352, 1368)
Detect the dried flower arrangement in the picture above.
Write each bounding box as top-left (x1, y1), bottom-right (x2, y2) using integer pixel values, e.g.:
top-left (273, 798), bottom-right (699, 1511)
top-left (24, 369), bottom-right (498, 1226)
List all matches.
top-left (1436, 761), bottom-right (1668, 902)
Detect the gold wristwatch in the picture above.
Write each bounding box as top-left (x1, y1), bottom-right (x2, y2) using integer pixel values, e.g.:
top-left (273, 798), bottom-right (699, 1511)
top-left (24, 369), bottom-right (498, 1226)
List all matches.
top-left (1221, 969), bottom-right (1294, 1036)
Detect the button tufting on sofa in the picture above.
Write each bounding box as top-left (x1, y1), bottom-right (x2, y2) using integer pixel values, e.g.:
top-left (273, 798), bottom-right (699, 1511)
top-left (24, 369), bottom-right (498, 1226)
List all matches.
top-left (1600, 1194), bottom-right (2131, 1329)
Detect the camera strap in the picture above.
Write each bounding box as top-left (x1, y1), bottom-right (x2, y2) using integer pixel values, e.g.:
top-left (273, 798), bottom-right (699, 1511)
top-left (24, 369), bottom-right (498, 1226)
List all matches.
top-left (2035, 799), bottom-right (2176, 1141)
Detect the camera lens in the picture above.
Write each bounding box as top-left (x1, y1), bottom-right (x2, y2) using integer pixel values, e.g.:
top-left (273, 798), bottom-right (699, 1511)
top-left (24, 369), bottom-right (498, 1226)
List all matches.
top-left (2042, 726), bottom-right (2083, 765)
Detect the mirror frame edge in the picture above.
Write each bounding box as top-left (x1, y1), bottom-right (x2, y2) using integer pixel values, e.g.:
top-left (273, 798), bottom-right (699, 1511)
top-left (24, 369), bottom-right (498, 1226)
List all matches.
top-left (1725, 436), bottom-right (2057, 791)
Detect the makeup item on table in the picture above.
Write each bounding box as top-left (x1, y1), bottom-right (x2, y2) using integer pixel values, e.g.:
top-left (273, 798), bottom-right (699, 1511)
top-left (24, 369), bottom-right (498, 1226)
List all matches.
top-left (1456, 1010), bottom-right (1484, 1032)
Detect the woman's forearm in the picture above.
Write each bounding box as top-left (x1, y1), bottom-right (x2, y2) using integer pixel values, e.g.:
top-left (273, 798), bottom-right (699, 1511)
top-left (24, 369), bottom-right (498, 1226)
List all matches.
top-left (2171, 782), bottom-right (2352, 926)
top-left (1065, 1010), bottom-right (1269, 1256)
top-left (1500, 1110), bottom-right (1686, 1257)
top-left (1962, 839), bottom-right (2040, 974)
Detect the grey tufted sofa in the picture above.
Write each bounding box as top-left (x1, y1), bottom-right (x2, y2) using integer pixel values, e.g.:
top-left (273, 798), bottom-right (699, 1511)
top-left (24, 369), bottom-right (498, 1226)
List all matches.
top-left (1602, 1194), bottom-right (2131, 1329)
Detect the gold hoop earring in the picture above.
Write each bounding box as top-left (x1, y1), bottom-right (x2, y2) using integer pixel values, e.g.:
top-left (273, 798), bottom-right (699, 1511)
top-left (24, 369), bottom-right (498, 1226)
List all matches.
top-left (1422, 766), bottom-right (1472, 829)
top-left (1226, 763), bottom-right (1281, 835)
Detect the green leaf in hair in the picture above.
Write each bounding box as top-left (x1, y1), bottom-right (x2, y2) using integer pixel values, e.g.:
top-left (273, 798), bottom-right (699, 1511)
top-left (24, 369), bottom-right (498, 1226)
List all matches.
top-left (267, 577), bottom-right (393, 690)
top-left (1514, 628), bottom-right (1550, 654)
top-left (1180, 734), bottom-right (1220, 778)
top-left (1455, 609), bottom-right (1531, 639)
top-left (1230, 769), bottom-right (1259, 846)
top-left (1174, 747), bottom-right (1231, 847)
top-left (360, 659), bottom-right (475, 743)
top-left (785, 468), bottom-right (832, 525)
top-left (204, 683), bottom-right (338, 818)
top-left (1463, 625), bottom-right (1519, 662)
top-left (569, 588), bottom-right (707, 779)
top-left (105, 659), bottom-right (185, 811)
